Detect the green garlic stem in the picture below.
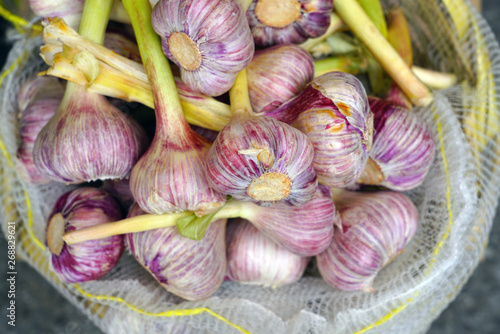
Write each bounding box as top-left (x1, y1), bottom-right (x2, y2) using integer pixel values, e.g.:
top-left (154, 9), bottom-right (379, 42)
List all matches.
top-left (79, 0), bottom-right (114, 44)
top-left (356, 0), bottom-right (388, 38)
top-left (122, 0), bottom-right (185, 131)
top-left (314, 55), bottom-right (368, 77)
top-left (229, 68), bottom-right (254, 117)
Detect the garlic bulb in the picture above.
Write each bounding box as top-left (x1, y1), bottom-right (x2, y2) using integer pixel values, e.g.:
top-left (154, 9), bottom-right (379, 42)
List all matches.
top-left (357, 97), bottom-right (436, 191)
top-left (125, 203), bottom-right (227, 301)
top-left (205, 115), bottom-right (317, 206)
top-left (102, 179), bottom-right (135, 209)
top-left (33, 83), bottom-right (148, 184)
top-left (226, 218), bottom-right (309, 288)
top-left (317, 190), bottom-right (418, 292)
top-left (247, 44), bottom-right (314, 113)
top-left (246, 0), bottom-right (333, 46)
top-left (151, 0), bottom-right (254, 96)
top-left (46, 187), bottom-right (124, 283)
top-left (104, 31), bottom-right (142, 63)
top-left (16, 76), bottom-right (65, 184)
top-left (264, 71), bottom-right (373, 188)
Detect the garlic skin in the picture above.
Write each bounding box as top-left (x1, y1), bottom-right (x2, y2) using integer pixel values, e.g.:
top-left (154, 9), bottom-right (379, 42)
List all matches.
top-left (246, 0), bottom-right (333, 46)
top-left (33, 84), bottom-right (148, 184)
top-left (317, 190), bottom-right (418, 292)
top-left (205, 115), bottom-right (317, 206)
top-left (264, 72), bottom-right (373, 188)
top-left (358, 97), bottom-right (436, 191)
top-left (16, 77), bottom-right (65, 184)
top-left (240, 184), bottom-right (336, 256)
top-left (103, 179), bottom-right (135, 209)
top-left (226, 219), bottom-right (309, 288)
top-left (247, 44), bottom-right (314, 114)
top-left (104, 31), bottom-right (142, 63)
top-left (130, 127), bottom-right (226, 216)
top-left (151, 0), bottom-right (254, 96)
top-left (126, 204), bottom-right (227, 301)
top-left (49, 187), bottom-right (124, 283)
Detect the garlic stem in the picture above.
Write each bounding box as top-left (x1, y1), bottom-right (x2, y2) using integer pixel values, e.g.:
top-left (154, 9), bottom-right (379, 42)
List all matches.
top-left (229, 69), bottom-right (254, 118)
top-left (299, 13), bottom-right (344, 51)
top-left (78, 0), bottom-right (114, 44)
top-left (412, 66), bottom-right (458, 90)
top-left (63, 200), bottom-right (248, 245)
top-left (314, 55), bottom-right (368, 77)
top-left (335, 0), bottom-right (433, 106)
top-left (356, 0), bottom-right (388, 38)
top-left (387, 8), bottom-right (413, 67)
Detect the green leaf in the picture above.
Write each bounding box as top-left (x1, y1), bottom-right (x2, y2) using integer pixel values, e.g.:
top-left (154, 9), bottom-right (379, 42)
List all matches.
top-left (175, 211), bottom-right (217, 240)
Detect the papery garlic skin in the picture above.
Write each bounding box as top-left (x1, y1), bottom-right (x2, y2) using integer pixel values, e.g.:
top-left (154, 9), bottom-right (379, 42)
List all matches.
top-left (49, 187), bottom-right (124, 283)
top-left (130, 127), bottom-right (226, 216)
top-left (247, 44), bottom-right (314, 114)
top-left (151, 0), bottom-right (254, 96)
top-left (33, 85), bottom-right (148, 184)
top-left (246, 0), bottom-right (333, 46)
top-left (359, 97), bottom-right (436, 191)
top-left (242, 185), bottom-right (336, 256)
top-left (104, 32), bottom-right (142, 63)
top-left (264, 72), bottom-right (373, 188)
top-left (126, 204), bottom-right (227, 301)
top-left (205, 115), bottom-right (317, 206)
top-left (226, 219), bottom-right (309, 288)
top-left (317, 191), bottom-right (418, 292)
top-left (16, 77), bottom-right (65, 184)
top-left (103, 179), bottom-right (135, 209)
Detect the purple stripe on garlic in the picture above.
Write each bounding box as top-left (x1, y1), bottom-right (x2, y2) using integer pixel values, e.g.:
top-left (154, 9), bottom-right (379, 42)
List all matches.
top-left (247, 44), bottom-right (314, 114)
top-left (317, 190), bottom-right (418, 292)
top-left (226, 218), bottom-right (309, 288)
top-left (246, 0), bottom-right (333, 46)
top-left (125, 203), bottom-right (227, 301)
top-left (16, 76), bottom-right (65, 184)
top-left (357, 97), bottom-right (436, 191)
top-left (205, 115), bottom-right (317, 206)
top-left (151, 0), bottom-right (255, 96)
top-left (47, 187), bottom-right (124, 283)
top-left (263, 72), bottom-right (373, 188)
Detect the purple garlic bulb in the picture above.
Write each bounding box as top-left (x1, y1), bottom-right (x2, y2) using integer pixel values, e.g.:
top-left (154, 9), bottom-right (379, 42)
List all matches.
top-left (238, 184), bottom-right (337, 256)
top-left (102, 179), bottom-right (135, 209)
top-left (226, 219), bottom-right (309, 288)
top-left (151, 0), bottom-right (254, 96)
top-left (205, 115), bottom-right (317, 206)
top-left (247, 44), bottom-right (314, 114)
top-left (125, 203), bottom-right (227, 301)
top-left (357, 97), bottom-right (436, 191)
top-left (104, 31), bottom-right (142, 63)
top-left (264, 71), bottom-right (373, 188)
top-left (317, 190), bottom-right (418, 292)
top-left (46, 187), bottom-right (124, 283)
top-left (33, 84), bottom-right (148, 184)
top-left (16, 76), bottom-right (65, 184)
top-left (246, 0), bottom-right (333, 46)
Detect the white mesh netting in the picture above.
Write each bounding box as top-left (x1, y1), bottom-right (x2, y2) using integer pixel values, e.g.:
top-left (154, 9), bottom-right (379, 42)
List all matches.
top-left (1, 0), bottom-right (499, 333)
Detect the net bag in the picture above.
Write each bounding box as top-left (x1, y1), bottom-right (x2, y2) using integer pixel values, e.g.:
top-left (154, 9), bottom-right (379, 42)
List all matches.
top-left (1, 0), bottom-right (499, 333)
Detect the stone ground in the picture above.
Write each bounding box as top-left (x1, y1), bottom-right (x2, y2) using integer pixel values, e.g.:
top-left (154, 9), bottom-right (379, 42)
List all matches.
top-left (0, 1), bottom-right (500, 333)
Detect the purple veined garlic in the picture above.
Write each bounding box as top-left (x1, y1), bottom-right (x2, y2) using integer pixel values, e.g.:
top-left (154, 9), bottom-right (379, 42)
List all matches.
top-left (263, 71), bottom-right (373, 188)
top-left (226, 218), bottom-right (309, 288)
top-left (29, 0), bottom-right (131, 29)
top-left (125, 203), bottom-right (227, 301)
top-left (16, 76), bottom-right (65, 184)
top-left (46, 187), bottom-right (124, 283)
top-left (151, 0), bottom-right (254, 96)
top-left (125, 0), bottom-right (226, 217)
top-left (247, 44), bottom-right (314, 114)
top-left (246, 0), bottom-right (333, 46)
top-left (317, 190), bottom-right (418, 292)
top-left (190, 125), bottom-right (219, 143)
top-left (103, 31), bottom-right (142, 63)
top-left (33, 82), bottom-right (149, 184)
top-left (356, 97), bottom-right (436, 191)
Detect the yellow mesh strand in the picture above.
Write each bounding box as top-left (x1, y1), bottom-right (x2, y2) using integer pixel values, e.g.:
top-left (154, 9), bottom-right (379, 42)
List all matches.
top-left (0, 4), bottom-right (42, 32)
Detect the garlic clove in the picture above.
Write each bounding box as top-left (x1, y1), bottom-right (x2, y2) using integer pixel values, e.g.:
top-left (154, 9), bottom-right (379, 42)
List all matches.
top-left (358, 97), bottom-right (436, 191)
top-left (317, 190), bottom-right (418, 291)
top-left (47, 187), bottom-right (124, 283)
top-left (247, 44), bottom-right (314, 114)
top-left (125, 203), bottom-right (227, 301)
top-left (151, 0), bottom-right (255, 96)
top-left (16, 77), bottom-right (65, 184)
top-left (242, 184), bottom-right (336, 256)
top-left (246, 0), bottom-right (333, 46)
top-left (226, 218), bottom-right (309, 288)
top-left (33, 84), bottom-right (149, 184)
top-left (263, 72), bottom-right (373, 188)
top-left (205, 115), bottom-right (317, 206)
